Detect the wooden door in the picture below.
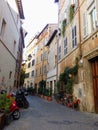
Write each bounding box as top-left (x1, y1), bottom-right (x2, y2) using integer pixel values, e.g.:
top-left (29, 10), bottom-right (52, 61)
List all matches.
top-left (90, 56), bottom-right (98, 113)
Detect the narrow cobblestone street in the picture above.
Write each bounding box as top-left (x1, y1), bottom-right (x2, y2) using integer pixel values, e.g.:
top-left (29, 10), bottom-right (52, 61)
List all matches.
top-left (4, 95), bottom-right (98, 130)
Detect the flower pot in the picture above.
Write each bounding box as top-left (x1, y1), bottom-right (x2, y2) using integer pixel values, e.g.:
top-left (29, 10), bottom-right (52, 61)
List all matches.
top-left (0, 112), bottom-right (5, 130)
top-left (47, 96), bottom-right (52, 101)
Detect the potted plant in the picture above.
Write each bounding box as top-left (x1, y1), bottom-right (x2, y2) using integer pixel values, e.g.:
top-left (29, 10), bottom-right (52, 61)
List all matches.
top-left (43, 88), bottom-right (48, 100)
top-left (47, 87), bottom-right (52, 101)
top-left (0, 93), bottom-right (12, 126)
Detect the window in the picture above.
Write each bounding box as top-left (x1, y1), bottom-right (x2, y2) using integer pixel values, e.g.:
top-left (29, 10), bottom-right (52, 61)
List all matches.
top-left (31, 70), bottom-right (34, 77)
top-left (0, 19), bottom-right (6, 37)
top-left (25, 73), bottom-right (29, 78)
top-left (72, 25), bottom-right (77, 48)
top-left (9, 71), bottom-right (12, 79)
top-left (40, 54), bottom-right (43, 61)
top-left (90, 7), bottom-right (97, 31)
top-left (71, 0), bottom-right (78, 10)
top-left (36, 58), bottom-right (38, 64)
top-left (87, 0), bottom-right (94, 9)
top-left (44, 65), bottom-right (47, 74)
top-left (58, 46), bottom-right (61, 60)
top-left (43, 51), bottom-right (47, 59)
top-left (83, 12), bottom-right (88, 37)
top-left (40, 67), bottom-right (42, 75)
top-left (13, 40), bottom-right (16, 52)
top-left (32, 60), bottom-right (35, 66)
top-left (54, 55), bottom-right (57, 67)
top-left (64, 37), bottom-right (68, 55)
top-left (28, 62), bottom-right (31, 68)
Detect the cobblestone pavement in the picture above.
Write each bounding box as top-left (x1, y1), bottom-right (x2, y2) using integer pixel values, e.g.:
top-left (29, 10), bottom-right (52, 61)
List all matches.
top-left (4, 95), bottom-right (98, 130)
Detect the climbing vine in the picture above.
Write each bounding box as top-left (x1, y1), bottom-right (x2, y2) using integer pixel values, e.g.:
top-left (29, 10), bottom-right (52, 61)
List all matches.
top-left (69, 4), bottom-right (75, 22)
top-left (62, 19), bottom-right (67, 37)
top-left (59, 57), bottom-right (79, 94)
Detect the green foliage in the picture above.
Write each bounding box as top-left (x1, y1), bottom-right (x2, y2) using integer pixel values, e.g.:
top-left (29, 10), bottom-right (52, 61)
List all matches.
top-left (0, 94), bottom-right (11, 114)
top-left (27, 87), bottom-right (36, 94)
top-left (47, 87), bottom-right (52, 97)
top-left (62, 20), bottom-right (67, 37)
top-left (38, 86), bottom-right (43, 94)
top-left (39, 80), bottom-right (46, 88)
top-left (20, 69), bottom-right (25, 86)
top-left (66, 78), bottom-right (74, 94)
top-left (56, 80), bottom-right (61, 93)
top-left (43, 88), bottom-right (49, 96)
top-left (59, 57), bottom-right (79, 94)
top-left (69, 5), bottom-right (75, 22)
top-left (38, 80), bottom-right (46, 95)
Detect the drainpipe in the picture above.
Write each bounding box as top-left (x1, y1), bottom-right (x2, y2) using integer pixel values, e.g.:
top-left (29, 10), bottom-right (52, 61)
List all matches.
top-left (56, 0), bottom-right (59, 94)
top-left (78, 0), bottom-right (82, 59)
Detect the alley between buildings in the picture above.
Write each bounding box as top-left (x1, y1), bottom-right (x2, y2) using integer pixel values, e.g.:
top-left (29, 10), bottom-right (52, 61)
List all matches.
top-left (4, 95), bottom-right (98, 130)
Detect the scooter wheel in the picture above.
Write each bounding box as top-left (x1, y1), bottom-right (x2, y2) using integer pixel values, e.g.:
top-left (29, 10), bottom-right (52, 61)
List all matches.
top-left (13, 110), bottom-right (20, 120)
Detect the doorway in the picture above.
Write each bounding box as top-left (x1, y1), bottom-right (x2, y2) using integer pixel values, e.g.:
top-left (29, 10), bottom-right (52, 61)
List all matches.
top-left (90, 56), bottom-right (98, 113)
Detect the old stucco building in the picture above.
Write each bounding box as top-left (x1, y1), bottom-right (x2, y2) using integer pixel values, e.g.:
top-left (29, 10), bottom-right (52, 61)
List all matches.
top-left (46, 29), bottom-right (58, 94)
top-left (0, 0), bottom-right (25, 92)
top-left (56, 0), bottom-right (98, 113)
top-left (24, 24), bottom-right (57, 93)
top-left (24, 36), bottom-right (38, 88)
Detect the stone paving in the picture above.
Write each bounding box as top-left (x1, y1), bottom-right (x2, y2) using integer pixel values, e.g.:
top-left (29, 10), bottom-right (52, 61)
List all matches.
top-left (4, 95), bottom-right (98, 130)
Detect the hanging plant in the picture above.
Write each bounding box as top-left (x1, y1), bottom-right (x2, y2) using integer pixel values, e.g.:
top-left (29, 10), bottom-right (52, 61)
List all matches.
top-left (69, 4), bottom-right (75, 22)
top-left (62, 19), bottom-right (67, 37)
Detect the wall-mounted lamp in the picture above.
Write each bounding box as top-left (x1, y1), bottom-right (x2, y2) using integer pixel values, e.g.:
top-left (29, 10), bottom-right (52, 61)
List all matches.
top-left (79, 58), bottom-right (83, 67)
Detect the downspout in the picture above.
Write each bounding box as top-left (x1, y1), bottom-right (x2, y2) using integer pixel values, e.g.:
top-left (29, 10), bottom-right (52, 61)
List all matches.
top-left (55, 0), bottom-right (59, 93)
top-left (78, 0), bottom-right (82, 59)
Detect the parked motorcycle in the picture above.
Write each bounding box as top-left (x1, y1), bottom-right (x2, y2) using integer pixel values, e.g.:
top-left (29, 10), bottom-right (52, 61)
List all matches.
top-left (15, 89), bottom-right (29, 109)
top-left (7, 94), bottom-right (20, 120)
top-left (0, 91), bottom-right (20, 125)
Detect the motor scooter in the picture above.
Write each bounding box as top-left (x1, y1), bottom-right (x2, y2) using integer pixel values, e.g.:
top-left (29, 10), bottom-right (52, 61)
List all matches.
top-left (0, 90), bottom-right (20, 126)
top-left (5, 94), bottom-right (20, 125)
top-left (15, 89), bottom-right (29, 109)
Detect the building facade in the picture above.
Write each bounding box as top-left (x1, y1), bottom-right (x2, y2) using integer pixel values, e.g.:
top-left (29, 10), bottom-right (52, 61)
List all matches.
top-left (24, 24), bottom-right (58, 92)
top-left (24, 36), bottom-right (38, 88)
top-left (46, 29), bottom-right (58, 94)
top-left (0, 0), bottom-right (25, 92)
top-left (56, 0), bottom-right (98, 113)
top-left (34, 24), bottom-right (58, 93)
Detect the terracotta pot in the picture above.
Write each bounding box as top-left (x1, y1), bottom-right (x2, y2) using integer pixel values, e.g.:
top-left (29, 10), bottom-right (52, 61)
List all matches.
top-left (47, 96), bottom-right (52, 101)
